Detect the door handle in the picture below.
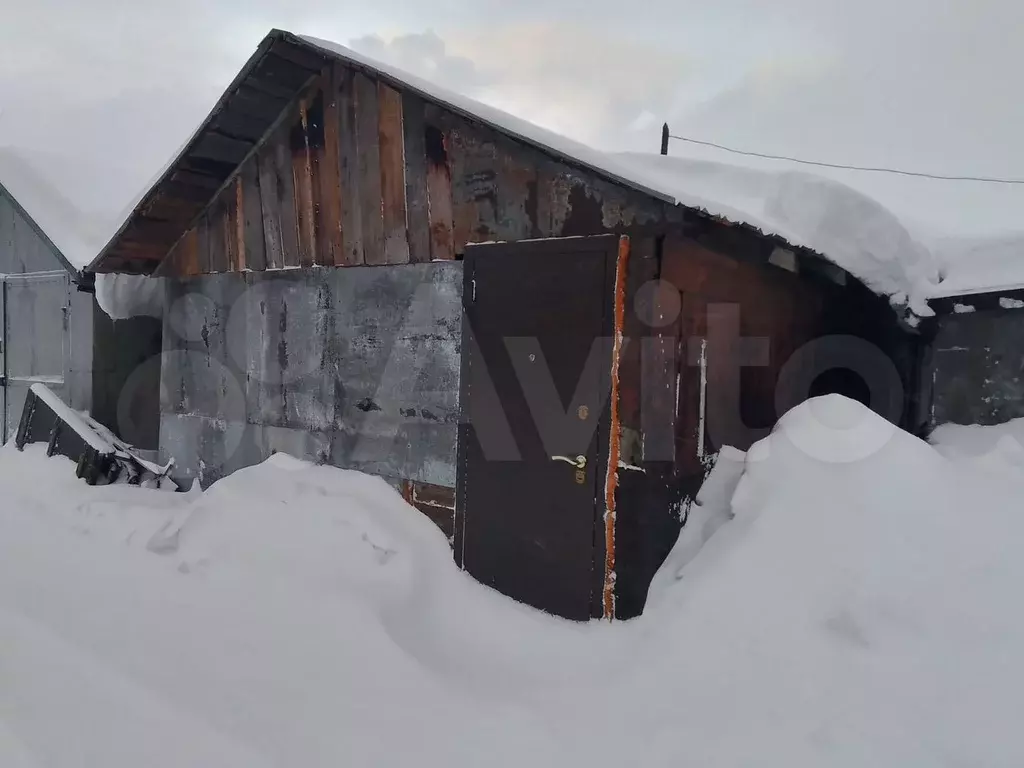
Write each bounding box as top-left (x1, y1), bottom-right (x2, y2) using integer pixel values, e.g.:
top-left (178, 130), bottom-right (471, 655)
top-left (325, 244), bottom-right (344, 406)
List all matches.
top-left (551, 454), bottom-right (587, 469)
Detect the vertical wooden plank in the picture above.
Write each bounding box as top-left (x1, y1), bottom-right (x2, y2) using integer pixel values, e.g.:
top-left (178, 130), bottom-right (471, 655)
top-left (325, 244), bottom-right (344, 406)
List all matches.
top-left (424, 110), bottom-right (454, 260)
top-left (306, 89), bottom-right (328, 266)
top-left (272, 126), bottom-right (300, 267)
top-left (223, 182), bottom-right (241, 272)
top-left (233, 176), bottom-right (246, 271)
top-left (196, 215), bottom-right (211, 274)
top-left (207, 198), bottom-right (228, 273)
top-left (257, 145), bottom-right (284, 269)
top-left (402, 94), bottom-right (430, 263)
top-left (337, 64), bottom-right (363, 265)
top-left (355, 72), bottom-right (385, 265)
top-left (292, 99), bottom-right (316, 267)
top-left (167, 232), bottom-right (191, 277)
top-left (181, 227), bottom-right (200, 276)
top-left (242, 157), bottom-right (267, 271)
top-left (378, 82), bottom-right (410, 264)
top-left (319, 65), bottom-right (344, 266)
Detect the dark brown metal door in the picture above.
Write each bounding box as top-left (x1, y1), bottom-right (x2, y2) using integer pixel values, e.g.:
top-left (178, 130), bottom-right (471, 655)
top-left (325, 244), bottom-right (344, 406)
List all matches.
top-left (457, 236), bottom-right (619, 621)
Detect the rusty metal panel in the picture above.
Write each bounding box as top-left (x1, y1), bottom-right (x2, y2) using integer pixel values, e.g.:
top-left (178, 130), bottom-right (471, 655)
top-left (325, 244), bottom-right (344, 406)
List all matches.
top-left (378, 82), bottom-right (410, 265)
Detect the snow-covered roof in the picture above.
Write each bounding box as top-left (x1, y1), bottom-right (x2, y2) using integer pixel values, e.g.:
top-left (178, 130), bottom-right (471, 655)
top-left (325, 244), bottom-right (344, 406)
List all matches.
top-left (88, 28), bottom-right (1024, 309)
top-left (614, 154), bottom-right (946, 315)
top-left (926, 233), bottom-right (1024, 299)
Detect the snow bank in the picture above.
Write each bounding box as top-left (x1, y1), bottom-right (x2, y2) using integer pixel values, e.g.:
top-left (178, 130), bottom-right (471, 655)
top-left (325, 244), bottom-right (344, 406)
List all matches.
top-left (94, 272), bottom-right (166, 320)
top-left (4, 396), bottom-right (1024, 765)
top-left (930, 417), bottom-right (1024, 476)
top-left (616, 154), bottom-right (941, 314)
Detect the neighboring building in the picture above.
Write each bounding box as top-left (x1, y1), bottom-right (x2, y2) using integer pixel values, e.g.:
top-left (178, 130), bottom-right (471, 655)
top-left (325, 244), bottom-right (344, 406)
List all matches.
top-left (0, 172), bottom-right (94, 441)
top-left (0, 155), bottom-right (161, 450)
top-left (87, 29), bottom-right (915, 619)
top-left (925, 245), bottom-right (1024, 428)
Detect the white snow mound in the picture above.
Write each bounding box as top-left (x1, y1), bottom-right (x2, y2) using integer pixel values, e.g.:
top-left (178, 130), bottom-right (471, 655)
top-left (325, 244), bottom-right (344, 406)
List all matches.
top-left (3, 396), bottom-right (1024, 765)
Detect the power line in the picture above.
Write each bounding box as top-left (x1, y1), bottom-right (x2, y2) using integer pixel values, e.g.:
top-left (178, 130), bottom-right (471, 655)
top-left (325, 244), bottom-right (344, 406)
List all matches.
top-left (666, 132), bottom-right (1024, 185)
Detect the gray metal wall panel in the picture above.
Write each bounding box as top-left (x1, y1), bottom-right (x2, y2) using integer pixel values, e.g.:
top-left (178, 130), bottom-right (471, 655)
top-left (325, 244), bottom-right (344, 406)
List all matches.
top-left (0, 191), bottom-right (67, 275)
top-left (4, 274), bottom-right (67, 381)
top-left (160, 262), bottom-right (462, 488)
top-left (66, 287), bottom-right (95, 412)
top-left (931, 307), bottom-right (1024, 426)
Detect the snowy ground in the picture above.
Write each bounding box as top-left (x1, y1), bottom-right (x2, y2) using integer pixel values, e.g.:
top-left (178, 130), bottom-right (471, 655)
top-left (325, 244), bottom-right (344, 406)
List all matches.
top-left (2, 396), bottom-right (1023, 766)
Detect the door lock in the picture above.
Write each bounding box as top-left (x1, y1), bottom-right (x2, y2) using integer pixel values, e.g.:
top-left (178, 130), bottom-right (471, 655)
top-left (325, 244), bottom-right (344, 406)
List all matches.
top-left (551, 454), bottom-right (587, 469)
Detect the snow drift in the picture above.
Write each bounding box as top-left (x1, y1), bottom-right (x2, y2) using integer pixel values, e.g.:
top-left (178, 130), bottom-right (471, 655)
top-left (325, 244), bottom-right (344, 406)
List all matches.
top-left (2, 395), bottom-right (1024, 765)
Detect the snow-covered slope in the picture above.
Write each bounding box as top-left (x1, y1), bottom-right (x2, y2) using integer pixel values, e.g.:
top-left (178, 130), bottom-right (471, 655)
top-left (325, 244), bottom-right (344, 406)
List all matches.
top-left (3, 395), bottom-right (1024, 765)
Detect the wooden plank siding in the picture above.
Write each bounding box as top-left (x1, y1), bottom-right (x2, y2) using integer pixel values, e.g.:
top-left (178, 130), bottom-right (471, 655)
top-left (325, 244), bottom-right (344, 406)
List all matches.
top-left (378, 83), bottom-right (410, 264)
top-left (159, 59), bottom-right (672, 278)
top-left (354, 72), bottom-right (385, 265)
top-left (292, 95), bottom-right (317, 267)
top-left (318, 64), bottom-right (345, 266)
top-left (336, 65), bottom-right (364, 265)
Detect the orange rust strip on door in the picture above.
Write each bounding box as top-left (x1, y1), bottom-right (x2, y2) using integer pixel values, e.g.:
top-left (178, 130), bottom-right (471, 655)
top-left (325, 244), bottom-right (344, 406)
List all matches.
top-left (603, 235), bottom-right (630, 620)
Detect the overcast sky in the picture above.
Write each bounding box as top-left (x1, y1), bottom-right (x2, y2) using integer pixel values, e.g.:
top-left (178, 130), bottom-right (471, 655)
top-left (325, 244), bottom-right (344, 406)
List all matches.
top-left (1, 0), bottom-right (1022, 258)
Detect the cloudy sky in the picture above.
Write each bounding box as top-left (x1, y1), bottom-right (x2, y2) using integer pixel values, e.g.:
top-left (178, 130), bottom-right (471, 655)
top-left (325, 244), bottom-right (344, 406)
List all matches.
top-left (1, 0), bottom-right (1022, 260)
